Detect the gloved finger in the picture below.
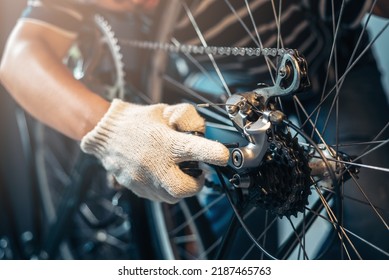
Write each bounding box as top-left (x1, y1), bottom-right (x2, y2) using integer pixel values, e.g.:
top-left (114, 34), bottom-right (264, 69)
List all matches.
top-left (163, 103), bottom-right (205, 133)
top-left (105, 142), bottom-right (194, 204)
top-left (161, 165), bottom-right (205, 199)
top-left (129, 181), bottom-right (181, 204)
top-left (173, 132), bottom-right (230, 166)
top-left (109, 168), bottom-right (179, 204)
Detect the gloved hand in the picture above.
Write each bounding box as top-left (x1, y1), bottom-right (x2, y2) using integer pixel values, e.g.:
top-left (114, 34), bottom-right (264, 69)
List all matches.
top-left (80, 99), bottom-right (230, 203)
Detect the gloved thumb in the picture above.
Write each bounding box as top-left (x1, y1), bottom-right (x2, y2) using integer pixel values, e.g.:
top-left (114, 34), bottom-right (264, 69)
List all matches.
top-left (173, 132), bottom-right (230, 166)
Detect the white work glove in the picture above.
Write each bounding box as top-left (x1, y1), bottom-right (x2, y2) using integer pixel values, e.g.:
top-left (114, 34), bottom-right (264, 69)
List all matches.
top-left (80, 99), bottom-right (230, 203)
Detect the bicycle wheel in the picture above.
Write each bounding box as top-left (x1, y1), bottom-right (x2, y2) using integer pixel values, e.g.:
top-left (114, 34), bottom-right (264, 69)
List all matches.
top-left (32, 13), bottom-right (150, 259)
top-left (126, 0), bottom-right (389, 260)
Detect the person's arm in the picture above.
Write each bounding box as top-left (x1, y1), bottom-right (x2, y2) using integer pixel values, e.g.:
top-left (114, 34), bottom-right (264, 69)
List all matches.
top-left (0, 20), bottom-right (110, 140)
top-left (0, 16), bottom-right (230, 204)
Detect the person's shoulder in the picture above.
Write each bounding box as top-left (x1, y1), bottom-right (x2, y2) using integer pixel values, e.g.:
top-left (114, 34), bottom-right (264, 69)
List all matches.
top-left (28, 0), bottom-right (90, 15)
top-left (28, 0), bottom-right (75, 8)
top-left (21, 0), bottom-right (90, 38)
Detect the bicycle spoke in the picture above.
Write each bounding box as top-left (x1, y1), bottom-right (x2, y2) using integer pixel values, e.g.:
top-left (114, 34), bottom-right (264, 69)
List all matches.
top-left (163, 75), bottom-right (229, 116)
top-left (309, 21), bottom-right (389, 123)
top-left (244, 0), bottom-right (277, 83)
top-left (342, 229), bottom-right (389, 258)
top-left (314, 185), bottom-right (362, 259)
top-left (171, 37), bottom-right (227, 95)
top-left (316, 0), bottom-right (344, 139)
top-left (287, 217), bottom-right (309, 260)
top-left (355, 123), bottom-right (389, 161)
top-left (309, 154), bottom-right (389, 174)
top-left (241, 216), bottom-right (278, 259)
top-left (293, 96), bottom-right (334, 154)
top-left (226, 0), bottom-right (277, 84)
top-left (306, 203), bottom-right (389, 256)
top-left (199, 237), bottom-right (223, 260)
top-left (305, 206), bottom-right (389, 258)
top-left (278, 198), bottom-right (326, 258)
top-left (330, 0), bottom-right (344, 154)
top-left (182, 2), bottom-right (232, 96)
top-left (349, 173), bottom-right (389, 230)
top-left (271, 0), bottom-right (284, 49)
top-left (330, 140), bottom-right (388, 148)
top-left (170, 193), bottom-right (227, 236)
top-left (328, 0), bottom-right (378, 95)
top-left (350, 138), bottom-right (389, 168)
top-left (215, 167), bottom-right (277, 260)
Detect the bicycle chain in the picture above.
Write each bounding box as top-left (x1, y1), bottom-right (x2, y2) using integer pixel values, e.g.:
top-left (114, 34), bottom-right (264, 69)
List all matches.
top-left (120, 39), bottom-right (295, 58)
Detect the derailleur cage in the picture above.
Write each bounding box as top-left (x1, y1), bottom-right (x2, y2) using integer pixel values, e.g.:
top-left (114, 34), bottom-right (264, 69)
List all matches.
top-left (226, 50), bottom-right (310, 174)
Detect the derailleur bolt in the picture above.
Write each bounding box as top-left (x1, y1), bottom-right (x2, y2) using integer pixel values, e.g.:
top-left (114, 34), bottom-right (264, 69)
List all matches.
top-left (279, 65), bottom-right (291, 78)
top-left (232, 150), bottom-right (243, 168)
top-left (229, 174), bottom-right (241, 186)
top-left (227, 104), bottom-right (239, 115)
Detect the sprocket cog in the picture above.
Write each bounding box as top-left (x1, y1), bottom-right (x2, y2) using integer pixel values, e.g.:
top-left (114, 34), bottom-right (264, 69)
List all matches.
top-left (248, 127), bottom-right (312, 217)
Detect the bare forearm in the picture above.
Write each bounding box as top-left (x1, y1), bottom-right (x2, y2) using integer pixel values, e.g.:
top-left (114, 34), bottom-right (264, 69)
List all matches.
top-left (0, 27), bottom-right (110, 140)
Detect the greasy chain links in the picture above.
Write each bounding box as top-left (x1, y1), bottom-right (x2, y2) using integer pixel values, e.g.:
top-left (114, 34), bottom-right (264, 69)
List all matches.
top-left (121, 39), bottom-right (295, 57)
